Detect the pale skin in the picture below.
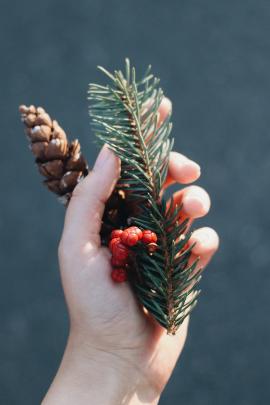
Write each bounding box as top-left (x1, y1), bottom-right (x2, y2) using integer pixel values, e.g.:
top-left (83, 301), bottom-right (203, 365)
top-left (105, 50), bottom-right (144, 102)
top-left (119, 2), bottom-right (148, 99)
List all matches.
top-left (42, 98), bottom-right (219, 405)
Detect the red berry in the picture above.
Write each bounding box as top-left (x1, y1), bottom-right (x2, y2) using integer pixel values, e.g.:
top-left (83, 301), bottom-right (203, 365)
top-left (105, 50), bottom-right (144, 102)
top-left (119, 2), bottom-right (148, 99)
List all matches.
top-left (110, 229), bottom-right (123, 239)
top-left (109, 237), bottom-right (121, 252)
top-left (111, 268), bottom-right (127, 283)
top-left (142, 230), bottom-right (157, 244)
top-left (128, 226), bottom-right (143, 240)
top-left (112, 240), bottom-right (129, 261)
top-left (121, 230), bottom-right (139, 246)
top-left (111, 256), bottom-right (127, 267)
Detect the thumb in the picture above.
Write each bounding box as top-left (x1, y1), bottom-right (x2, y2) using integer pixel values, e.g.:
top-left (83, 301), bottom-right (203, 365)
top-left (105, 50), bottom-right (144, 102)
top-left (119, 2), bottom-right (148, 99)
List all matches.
top-left (61, 144), bottom-right (121, 246)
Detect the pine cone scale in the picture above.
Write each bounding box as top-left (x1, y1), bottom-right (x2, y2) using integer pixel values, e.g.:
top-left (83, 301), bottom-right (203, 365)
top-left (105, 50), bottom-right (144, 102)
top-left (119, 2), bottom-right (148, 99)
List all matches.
top-left (59, 171), bottom-right (83, 193)
top-left (31, 141), bottom-right (49, 160)
top-left (38, 160), bottom-right (64, 179)
top-left (27, 125), bottom-right (51, 142)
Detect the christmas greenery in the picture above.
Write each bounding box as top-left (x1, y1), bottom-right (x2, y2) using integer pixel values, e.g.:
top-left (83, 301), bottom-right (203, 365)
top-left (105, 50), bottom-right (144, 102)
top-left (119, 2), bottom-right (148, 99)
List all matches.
top-left (88, 59), bottom-right (202, 334)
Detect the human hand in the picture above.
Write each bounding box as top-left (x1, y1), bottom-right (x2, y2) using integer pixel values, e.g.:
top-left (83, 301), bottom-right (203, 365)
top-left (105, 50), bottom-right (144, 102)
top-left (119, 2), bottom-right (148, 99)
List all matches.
top-left (42, 98), bottom-right (219, 405)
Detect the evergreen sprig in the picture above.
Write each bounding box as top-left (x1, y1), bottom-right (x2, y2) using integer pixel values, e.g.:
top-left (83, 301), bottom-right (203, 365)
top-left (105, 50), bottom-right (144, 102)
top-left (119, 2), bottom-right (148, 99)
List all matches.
top-left (88, 59), bottom-right (202, 334)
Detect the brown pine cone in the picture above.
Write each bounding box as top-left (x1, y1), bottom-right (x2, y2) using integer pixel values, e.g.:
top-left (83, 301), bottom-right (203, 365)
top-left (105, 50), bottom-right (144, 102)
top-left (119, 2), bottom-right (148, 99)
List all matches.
top-left (19, 104), bottom-right (132, 243)
top-left (19, 104), bottom-right (89, 205)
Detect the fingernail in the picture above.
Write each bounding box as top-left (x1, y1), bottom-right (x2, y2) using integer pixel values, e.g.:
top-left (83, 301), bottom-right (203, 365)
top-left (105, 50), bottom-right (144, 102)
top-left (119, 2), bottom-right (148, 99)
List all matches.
top-left (182, 191), bottom-right (210, 217)
top-left (191, 228), bottom-right (219, 254)
top-left (183, 196), bottom-right (206, 217)
top-left (196, 231), bottom-right (211, 248)
top-left (171, 152), bottom-right (201, 179)
top-left (94, 144), bottom-right (114, 171)
top-left (180, 156), bottom-right (201, 174)
top-left (181, 160), bottom-right (201, 182)
top-left (189, 160), bottom-right (201, 175)
top-left (162, 97), bottom-right (172, 113)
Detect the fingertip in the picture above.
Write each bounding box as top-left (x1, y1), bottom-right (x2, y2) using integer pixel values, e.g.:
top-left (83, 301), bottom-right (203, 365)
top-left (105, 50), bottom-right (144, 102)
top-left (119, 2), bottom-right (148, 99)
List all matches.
top-left (182, 186), bottom-right (210, 218)
top-left (189, 227), bottom-right (219, 255)
top-left (158, 97), bottom-right (172, 122)
top-left (162, 97), bottom-right (172, 113)
top-left (93, 144), bottom-right (121, 175)
top-left (169, 152), bottom-right (201, 184)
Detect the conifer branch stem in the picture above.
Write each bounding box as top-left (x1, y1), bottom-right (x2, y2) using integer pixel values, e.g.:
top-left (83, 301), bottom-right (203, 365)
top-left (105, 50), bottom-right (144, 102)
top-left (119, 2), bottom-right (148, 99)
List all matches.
top-left (89, 59), bottom-right (201, 334)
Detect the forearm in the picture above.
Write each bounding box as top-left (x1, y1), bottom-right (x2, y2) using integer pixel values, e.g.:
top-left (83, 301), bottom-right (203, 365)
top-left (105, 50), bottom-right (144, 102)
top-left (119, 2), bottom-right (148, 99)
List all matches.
top-left (42, 333), bottom-right (160, 405)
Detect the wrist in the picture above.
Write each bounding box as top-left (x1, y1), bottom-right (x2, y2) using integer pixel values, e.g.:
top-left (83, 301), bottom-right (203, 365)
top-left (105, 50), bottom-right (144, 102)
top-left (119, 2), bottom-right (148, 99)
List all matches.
top-left (42, 330), bottom-right (160, 405)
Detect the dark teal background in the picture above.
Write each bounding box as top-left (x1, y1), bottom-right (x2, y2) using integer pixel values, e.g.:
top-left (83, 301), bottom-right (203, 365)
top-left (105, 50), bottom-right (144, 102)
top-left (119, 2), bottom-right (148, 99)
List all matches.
top-left (1, 0), bottom-right (270, 404)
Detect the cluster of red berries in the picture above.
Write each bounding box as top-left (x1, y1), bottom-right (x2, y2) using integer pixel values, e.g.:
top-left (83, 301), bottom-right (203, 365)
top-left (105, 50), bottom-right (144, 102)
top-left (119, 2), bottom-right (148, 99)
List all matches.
top-left (109, 226), bottom-right (158, 283)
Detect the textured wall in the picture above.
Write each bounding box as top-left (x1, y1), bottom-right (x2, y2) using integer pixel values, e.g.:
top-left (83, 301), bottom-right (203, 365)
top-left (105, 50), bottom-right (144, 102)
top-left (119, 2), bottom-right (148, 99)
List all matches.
top-left (1, 1), bottom-right (270, 404)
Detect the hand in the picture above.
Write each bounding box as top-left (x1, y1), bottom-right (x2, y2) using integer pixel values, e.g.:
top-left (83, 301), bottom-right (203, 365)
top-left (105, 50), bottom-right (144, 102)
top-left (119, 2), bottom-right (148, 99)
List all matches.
top-left (42, 98), bottom-right (219, 405)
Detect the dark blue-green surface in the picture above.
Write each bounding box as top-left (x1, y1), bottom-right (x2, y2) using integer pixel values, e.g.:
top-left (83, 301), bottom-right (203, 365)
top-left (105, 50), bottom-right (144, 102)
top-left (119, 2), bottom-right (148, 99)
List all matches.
top-left (1, 1), bottom-right (270, 404)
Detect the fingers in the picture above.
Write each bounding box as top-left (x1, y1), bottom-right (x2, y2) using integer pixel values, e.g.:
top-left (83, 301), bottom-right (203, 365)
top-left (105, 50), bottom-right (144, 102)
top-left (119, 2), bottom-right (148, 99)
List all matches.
top-left (164, 152), bottom-right (201, 189)
top-left (158, 96), bottom-right (172, 124)
top-left (143, 96), bottom-right (171, 144)
top-left (188, 227), bottom-right (219, 270)
top-left (158, 97), bottom-right (201, 188)
top-left (61, 145), bottom-right (120, 247)
top-left (169, 185), bottom-right (210, 224)
top-left (158, 98), bottom-right (214, 278)
top-left (180, 185), bottom-right (210, 218)
top-left (179, 227), bottom-right (219, 297)
top-left (143, 95), bottom-right (171, 125)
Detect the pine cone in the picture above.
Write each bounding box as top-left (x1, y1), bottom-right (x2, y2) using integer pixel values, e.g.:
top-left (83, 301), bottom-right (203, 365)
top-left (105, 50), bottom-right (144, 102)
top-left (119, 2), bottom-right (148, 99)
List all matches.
top-left (19, 105), bottom-right (89, 204)
top-left (19, 104), bottom-right (133, 243)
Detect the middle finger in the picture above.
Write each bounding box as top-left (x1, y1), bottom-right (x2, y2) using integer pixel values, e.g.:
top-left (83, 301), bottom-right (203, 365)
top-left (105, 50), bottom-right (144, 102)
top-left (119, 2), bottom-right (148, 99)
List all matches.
top-left (169, 185), bottom-right (211, 226)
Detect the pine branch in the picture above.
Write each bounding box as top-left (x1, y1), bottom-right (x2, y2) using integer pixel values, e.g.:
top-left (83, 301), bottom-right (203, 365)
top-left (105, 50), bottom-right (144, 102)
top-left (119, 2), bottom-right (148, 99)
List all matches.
top-left (89, 59), bottom-right (202, 334)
